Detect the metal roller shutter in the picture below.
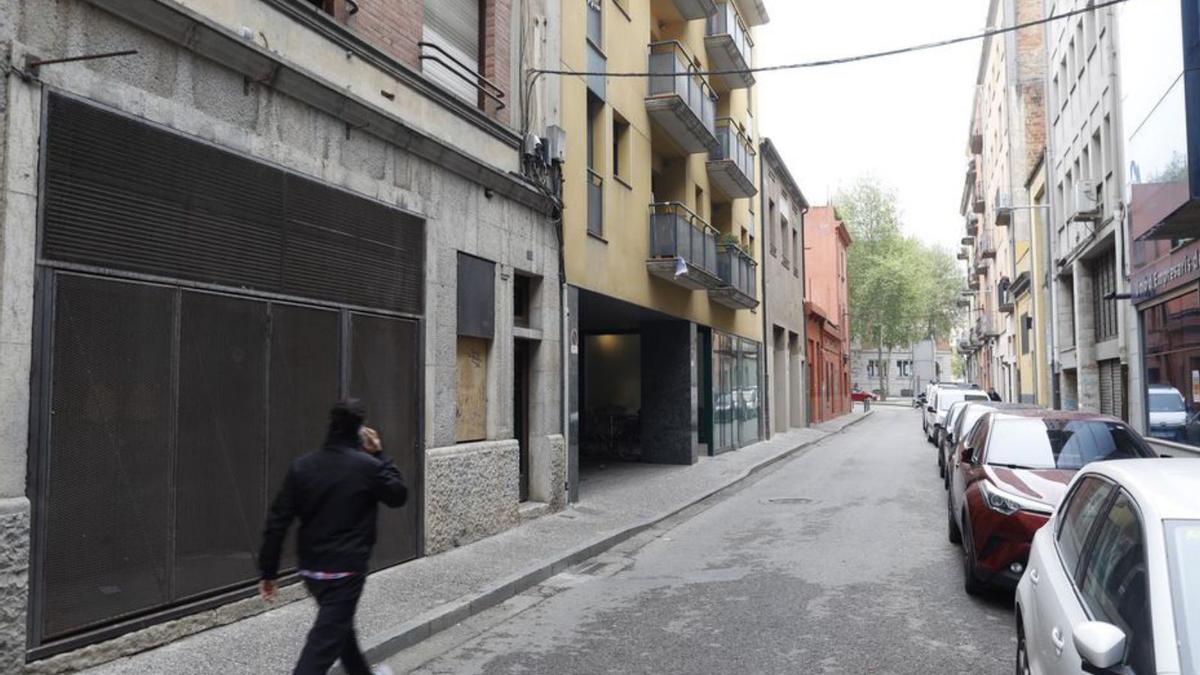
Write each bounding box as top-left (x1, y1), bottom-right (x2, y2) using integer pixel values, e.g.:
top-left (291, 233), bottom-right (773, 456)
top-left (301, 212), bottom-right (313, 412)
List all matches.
top-left (422, 0), bottom-right (482, 103)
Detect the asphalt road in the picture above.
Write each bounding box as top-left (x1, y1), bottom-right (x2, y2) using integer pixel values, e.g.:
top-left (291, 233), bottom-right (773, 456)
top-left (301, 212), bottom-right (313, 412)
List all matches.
top-left (387, 407), bottom-right (1017, 674)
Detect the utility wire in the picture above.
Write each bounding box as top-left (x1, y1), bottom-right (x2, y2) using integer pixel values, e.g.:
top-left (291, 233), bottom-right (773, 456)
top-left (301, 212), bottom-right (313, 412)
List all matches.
top-left (526, 0), bottom-right (1128, 80)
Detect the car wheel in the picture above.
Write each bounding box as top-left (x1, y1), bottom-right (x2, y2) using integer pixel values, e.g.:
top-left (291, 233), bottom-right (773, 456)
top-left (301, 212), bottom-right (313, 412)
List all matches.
top-left (1015, 618), bottom-right (1032, 675)
top-left (947, 493), bottom-right (962, 544)
top-left (961, 514), bottom-right (986, 596)
top-left (938, 444), bottom-right (945, 476)
top-left (943, 460), bottom-right (951, 490)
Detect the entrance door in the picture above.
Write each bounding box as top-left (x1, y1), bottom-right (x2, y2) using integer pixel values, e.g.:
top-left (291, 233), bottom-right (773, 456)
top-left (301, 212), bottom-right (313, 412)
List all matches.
top-left (697, 327), bottom-right (712, 456)
top-left (514, 339), bottom-right (531, 501)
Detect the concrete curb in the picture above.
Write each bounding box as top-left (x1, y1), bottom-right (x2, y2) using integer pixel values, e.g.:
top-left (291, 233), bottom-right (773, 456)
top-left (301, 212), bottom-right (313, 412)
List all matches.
top-left (356, 411), bottom-right (875, 666)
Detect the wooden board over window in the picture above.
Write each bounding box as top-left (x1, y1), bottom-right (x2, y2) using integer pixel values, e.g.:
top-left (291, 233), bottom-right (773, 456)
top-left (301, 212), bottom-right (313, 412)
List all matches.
top-left (456, 336), bottom-right (488, 442)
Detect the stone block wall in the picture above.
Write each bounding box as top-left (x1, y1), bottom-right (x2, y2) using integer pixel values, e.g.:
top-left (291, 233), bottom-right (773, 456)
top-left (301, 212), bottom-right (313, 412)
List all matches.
top-left (0, 499), bottom-right (29, 674)
top-left (424, 440), bottom-right (521, 554)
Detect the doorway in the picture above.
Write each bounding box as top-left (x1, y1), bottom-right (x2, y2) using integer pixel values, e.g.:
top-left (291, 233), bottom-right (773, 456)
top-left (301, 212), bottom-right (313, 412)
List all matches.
top-left (515, 339), bottom-right (532, 501)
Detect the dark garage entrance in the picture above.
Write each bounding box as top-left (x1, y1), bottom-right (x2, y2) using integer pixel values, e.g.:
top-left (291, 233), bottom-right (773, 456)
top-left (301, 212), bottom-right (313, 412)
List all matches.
top-left (27, 94), bottom-right (425, 652)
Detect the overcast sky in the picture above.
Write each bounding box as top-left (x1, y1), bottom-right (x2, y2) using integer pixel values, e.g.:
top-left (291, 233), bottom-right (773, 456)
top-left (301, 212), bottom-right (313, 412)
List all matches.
top-left (757, 0), bottom-right (989, 253)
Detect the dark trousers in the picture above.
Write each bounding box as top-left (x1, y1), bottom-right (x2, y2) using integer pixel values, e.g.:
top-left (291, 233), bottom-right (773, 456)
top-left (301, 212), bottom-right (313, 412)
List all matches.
top-left (294, 575), bottom-right (371, 675)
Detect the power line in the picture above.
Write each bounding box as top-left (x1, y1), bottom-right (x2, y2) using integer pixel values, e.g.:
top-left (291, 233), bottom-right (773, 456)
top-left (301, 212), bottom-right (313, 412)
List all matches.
top-left (527, 0), bottom-right (1128, 80)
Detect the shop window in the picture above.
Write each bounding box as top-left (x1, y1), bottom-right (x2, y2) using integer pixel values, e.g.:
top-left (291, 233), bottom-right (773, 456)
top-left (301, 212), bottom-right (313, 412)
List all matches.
top-left (1143, 290), bottom-right (1200, 447)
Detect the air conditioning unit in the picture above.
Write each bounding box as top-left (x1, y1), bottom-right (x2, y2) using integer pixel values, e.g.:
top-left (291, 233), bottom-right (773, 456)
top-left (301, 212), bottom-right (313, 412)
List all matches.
top-left (1071, 181), bottom-right (1102, 222)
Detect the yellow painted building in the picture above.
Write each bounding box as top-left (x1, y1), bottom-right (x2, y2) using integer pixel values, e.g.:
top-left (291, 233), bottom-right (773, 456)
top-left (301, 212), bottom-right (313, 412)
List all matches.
top-left (1013, 158), bottom-right (1053, 405)
top-left (562, 0), bottom-right (770, 470)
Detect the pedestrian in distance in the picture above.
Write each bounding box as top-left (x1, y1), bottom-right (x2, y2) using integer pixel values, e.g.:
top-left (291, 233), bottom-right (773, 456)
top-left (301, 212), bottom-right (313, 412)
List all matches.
top-left (258, 399), bottom-right (407, 675)
top-left (987, 387), bottom-right (1002, 402)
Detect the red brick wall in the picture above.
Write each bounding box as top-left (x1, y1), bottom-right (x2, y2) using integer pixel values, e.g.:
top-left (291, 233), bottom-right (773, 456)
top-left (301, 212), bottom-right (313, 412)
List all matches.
top-left (347, 0), bottom-right (512, 123)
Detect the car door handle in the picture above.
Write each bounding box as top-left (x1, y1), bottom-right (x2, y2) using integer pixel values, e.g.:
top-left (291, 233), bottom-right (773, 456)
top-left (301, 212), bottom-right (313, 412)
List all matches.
top-left (1029, 568), bottom-right (1039, 585)
top-left (1051, 627), bottom-right (1065, 655)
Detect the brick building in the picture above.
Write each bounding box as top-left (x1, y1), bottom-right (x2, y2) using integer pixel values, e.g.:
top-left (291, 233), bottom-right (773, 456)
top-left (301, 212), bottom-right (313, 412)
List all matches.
top-left (804, 206), bottom-right (852, 422)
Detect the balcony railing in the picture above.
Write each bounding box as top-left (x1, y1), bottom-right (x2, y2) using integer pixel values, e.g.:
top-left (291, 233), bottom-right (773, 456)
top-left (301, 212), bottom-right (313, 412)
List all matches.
top-left (965, 214), bottom-right (978, 237)
top-left (998, 279), bottom-right (1014, 313)
top-left (977, 314), bottom-right (1002, 338)
top-left (646, 41), bottom-right (719, 155)
top-left (710, 244), bottom-right (758, 309)
top-left (705, 0), bottom-right (755, 89)
top-left (978, 231), bottom-right (997, 259)
top-left (587, 169), bottom-right (604, 237)
top-left (418, 41), bottom-right (506, 112)
top-left (707, 118), bottom-right (756, 199)
top-left (647, 201), bottom-right (722, 290)
top-left (956, 248), bottom-right (969, 261)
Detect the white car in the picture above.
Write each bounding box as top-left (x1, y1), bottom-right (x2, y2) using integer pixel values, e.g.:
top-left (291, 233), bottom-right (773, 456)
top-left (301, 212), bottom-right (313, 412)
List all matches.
top-left (1015, 459), bottom-right (1199, 675)
top-left (1147, 384), bottom-right (1188, 442)
top-left (927, 387), bottom-right (989, 446)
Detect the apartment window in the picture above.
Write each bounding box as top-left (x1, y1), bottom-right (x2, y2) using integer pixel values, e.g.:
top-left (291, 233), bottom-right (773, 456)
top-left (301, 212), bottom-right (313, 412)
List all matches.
top-left (307, 0), bottom-right (355, 19)
top-left (612, 113), bottom-right (630, 182)
top-left (780, 215), bottom-right (789, 265)
top-left (1091, 253), bottom-right (1118, 341)
top-left (1021, 313), bottom-right (1031, 354)
top-left (791, 229), bottom-right (799, 274)
top-left (423, 0), bottom-right (484, 106)
top-left (1084, 9), bottom-right (1098, 53)
top-left (768, 199), bottom-right (777, 255)
top-left (1075, 23), bottom-right (1086, 78)
top-left (586, 0), bottom-right (602, 46)
top-left (457, 253), bottom-right (495, 443)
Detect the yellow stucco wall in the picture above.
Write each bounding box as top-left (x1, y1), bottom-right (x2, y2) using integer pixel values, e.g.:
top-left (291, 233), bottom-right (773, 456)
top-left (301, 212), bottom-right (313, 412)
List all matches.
top-left (562, 0), bottom-right (763, 341)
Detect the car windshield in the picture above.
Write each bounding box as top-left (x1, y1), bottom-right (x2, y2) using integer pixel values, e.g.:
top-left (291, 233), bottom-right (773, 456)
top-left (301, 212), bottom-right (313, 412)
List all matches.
top-left (985, 418), bottom-right (1153, 469)
top-left (956, 405), bottom-right (992, 437)
top-left (1166, 520), bottom-right (1200, 675)
top-left (938, 391), bottom-right (988, 413)
top-left (1150, 392), bottom-right (1185, 413)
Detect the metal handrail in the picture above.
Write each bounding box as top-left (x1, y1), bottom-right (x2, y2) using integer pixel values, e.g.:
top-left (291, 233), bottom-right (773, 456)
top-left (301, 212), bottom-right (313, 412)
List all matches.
top-left (713, 117), bottom-right (755, 178)
top-left (649, 201), bottom-right (720, 275)
top-left (709, 0), bottom-right (754, 57)
top-left (647, 40), bottom-right (717, 104)
top-left (417, 41), bottom-right (507, 110)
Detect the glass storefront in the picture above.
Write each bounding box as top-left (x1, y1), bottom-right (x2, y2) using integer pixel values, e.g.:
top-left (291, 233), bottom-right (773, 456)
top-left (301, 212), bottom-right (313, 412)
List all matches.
top-left (713, 331), bottom-right (762, 452)
top-left (1141, 288), bottom-right (1200, 445)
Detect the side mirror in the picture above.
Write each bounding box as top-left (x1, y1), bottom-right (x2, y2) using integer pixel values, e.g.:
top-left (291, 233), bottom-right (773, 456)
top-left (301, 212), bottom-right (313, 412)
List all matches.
top-left (1074, 622), bottom-right (1126, 673)
top-left (960, 447), bottom-right (975, 464)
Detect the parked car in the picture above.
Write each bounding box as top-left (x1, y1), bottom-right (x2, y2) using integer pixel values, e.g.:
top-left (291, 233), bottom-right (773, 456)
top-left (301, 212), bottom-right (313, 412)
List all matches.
top-left (927, 387), bottom-right (990, 446)
top-left (941, 402), bottom-right (1043, 485)
top-left (851, 387), bottom-right (879, 403)
top-left (947, 410), bottom-right (1156, 594)
top-left (1147, 383), bottom-right (1187, 441)
top-left (1015, 459), bottom-right (1200, 675)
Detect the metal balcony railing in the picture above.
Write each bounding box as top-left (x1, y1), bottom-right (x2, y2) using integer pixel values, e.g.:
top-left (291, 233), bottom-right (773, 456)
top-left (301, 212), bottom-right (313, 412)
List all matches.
top-left (649, 201), bottom-right (720, 281)
top-left (587, 169), bottom-right (604, 237)
top-left (418, 41), bottom-right (506, 111)
top-left (646, 41), bottom-right (718, 154)
top-left (711, 243), bottom-right (758, 308)
top-left (707, 118), bottom-right (756, 199)
top-left (978, 231), bottom-right (997, 258)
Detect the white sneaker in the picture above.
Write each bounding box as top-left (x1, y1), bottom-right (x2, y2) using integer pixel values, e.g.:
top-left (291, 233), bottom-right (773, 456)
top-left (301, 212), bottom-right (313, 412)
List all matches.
top-left (371, 666), bottom-right (395, 675)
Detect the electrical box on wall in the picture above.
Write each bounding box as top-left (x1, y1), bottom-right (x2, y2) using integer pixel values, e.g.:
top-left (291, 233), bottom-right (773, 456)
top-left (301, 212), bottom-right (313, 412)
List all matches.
top-left (543, 125), bottom-right (566, 164)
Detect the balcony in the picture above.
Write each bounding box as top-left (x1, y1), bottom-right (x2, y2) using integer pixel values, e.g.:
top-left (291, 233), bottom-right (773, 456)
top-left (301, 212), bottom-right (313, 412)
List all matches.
top-left (956, 248), bottom-right (969, 261)
top-left (965, 214), bottom-right (978, 237)
top-left (995, 191), bottom-right (1012, 225)
top-left (669, 0), bottom-right (718, 20)
top-left (973, 191), bottom-right (986, 215)
top-left (956, 297), bottom-right (972, 308)
top-left (646, 41), bottom-right (719, 155)
top-left (961, 235), bottom-right (975, 246)
top-left (978, 314), bottom-right (1002, 338)
top-left (978, 231), bottom-right (997, 259)
top-left (970, 130), bottom-right (983, 155)
top-left (709, 244), bottom-right (758, 309)
top-left (998, 278), bottom-right (1014, 313)
top-left (705, 0), bottom-right (755, 90)
top-left (587, 169), bottom-right (603, 237)
top-left (974, 255), bottom-right (987, 275)
top-left (707, 118), bottom-right (756, 200)
top-left (647, 201), bottom-right (722, 290)
top-left (967, 276), bottom-right (980, 291)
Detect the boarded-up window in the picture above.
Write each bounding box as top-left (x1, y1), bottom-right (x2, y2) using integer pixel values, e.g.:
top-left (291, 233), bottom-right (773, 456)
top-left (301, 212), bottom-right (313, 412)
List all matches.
top-left (456, 336), bottom-right (489, 441)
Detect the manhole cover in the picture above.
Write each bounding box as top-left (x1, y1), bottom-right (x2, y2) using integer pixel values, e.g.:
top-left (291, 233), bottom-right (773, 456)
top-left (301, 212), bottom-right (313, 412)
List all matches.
top-left (764, 497), bottom-right (814, 505)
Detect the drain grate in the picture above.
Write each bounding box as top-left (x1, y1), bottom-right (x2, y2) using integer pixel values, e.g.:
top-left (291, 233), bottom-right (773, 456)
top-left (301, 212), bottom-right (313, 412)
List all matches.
top-left (764, 497), bottom-right (814, 505)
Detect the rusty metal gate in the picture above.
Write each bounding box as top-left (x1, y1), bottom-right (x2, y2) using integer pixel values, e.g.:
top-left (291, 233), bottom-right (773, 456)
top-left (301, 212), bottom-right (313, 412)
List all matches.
top-left (28, 94), bottom-right (425, 653)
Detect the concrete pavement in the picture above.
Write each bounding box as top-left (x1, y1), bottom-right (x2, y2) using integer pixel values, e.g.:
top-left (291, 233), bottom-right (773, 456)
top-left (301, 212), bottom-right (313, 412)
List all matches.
top-left (68, 413), bottom-right (869, 675)
top-left (389, 406), bottom-right (1016, 674)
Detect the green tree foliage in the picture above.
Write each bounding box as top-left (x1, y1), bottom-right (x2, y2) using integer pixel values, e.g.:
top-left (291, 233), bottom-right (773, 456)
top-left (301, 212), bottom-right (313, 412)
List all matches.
top-left (837, 178), bottom-right (962, 393)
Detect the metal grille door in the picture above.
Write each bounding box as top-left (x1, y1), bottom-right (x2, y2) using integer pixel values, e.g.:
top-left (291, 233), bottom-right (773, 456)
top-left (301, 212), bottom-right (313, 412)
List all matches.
top-left (351, 314), bottom-right (421, 570)
top-left (43, 275), bottom-right (174, 638)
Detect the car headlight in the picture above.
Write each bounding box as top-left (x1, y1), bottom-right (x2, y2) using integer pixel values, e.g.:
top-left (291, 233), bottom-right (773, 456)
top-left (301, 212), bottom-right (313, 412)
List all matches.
top-left (979, 481), bottom-right (1052, 516)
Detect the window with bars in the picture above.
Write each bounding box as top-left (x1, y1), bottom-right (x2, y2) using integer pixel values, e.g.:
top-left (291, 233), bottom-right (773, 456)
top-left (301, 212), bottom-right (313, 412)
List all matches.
top-left (1091, 253), bottom-right (1119, 341)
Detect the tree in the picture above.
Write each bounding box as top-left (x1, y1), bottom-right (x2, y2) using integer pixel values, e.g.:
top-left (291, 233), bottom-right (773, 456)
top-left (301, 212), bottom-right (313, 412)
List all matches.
top-left (837, 177), bottom-right (962, 398)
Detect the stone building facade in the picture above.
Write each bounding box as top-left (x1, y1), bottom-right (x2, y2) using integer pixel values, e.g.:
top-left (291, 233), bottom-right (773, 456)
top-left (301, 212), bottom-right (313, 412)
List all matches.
top-left (0, 0), bottom-right (564, 669)
top-left (759, 139), bottom-right (808, 434)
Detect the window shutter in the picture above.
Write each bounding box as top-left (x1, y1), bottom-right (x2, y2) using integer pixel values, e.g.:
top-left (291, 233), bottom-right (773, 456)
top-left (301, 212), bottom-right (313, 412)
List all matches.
top-left (423, 0), bottom-right (482, 104)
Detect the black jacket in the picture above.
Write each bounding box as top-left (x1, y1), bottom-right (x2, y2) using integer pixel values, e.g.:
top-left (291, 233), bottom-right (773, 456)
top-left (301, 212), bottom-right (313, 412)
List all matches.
top-left (258, 441), bottom-right (407, 580)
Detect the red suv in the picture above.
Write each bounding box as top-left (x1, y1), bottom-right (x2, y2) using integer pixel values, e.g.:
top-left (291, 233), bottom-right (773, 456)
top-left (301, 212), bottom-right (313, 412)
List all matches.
top-left (946, 410), bottom-right (1155, 594)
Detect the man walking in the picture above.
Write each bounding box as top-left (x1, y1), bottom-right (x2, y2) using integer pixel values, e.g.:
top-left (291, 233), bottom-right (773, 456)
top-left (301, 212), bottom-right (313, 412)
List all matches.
top-left (258, 399), bottom-right (408, 675)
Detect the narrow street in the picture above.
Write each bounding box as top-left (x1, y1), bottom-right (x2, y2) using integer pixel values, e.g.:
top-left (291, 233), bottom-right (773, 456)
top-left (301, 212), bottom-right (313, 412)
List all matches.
top-left (387, 407), bottom-right (1017, 674)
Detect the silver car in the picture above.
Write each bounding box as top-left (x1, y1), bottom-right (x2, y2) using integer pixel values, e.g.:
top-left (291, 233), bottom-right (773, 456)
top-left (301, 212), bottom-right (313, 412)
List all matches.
top-left (1014, 459), bottom-right (1199, 675)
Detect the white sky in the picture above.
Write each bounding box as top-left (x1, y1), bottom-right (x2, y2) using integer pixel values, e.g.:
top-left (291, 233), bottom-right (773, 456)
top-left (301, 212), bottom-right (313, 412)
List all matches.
top-left (757, 0), bottom-right (989, 253)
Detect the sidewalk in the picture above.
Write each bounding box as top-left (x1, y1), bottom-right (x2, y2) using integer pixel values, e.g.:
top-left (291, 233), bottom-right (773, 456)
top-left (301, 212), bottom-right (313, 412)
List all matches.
top-left (68, 412), bottom-right (870, 675)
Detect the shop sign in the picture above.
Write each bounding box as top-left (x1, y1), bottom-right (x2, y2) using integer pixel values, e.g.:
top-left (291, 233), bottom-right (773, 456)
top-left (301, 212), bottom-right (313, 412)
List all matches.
top-left (1133, 248), bottom-right (1200, 302)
